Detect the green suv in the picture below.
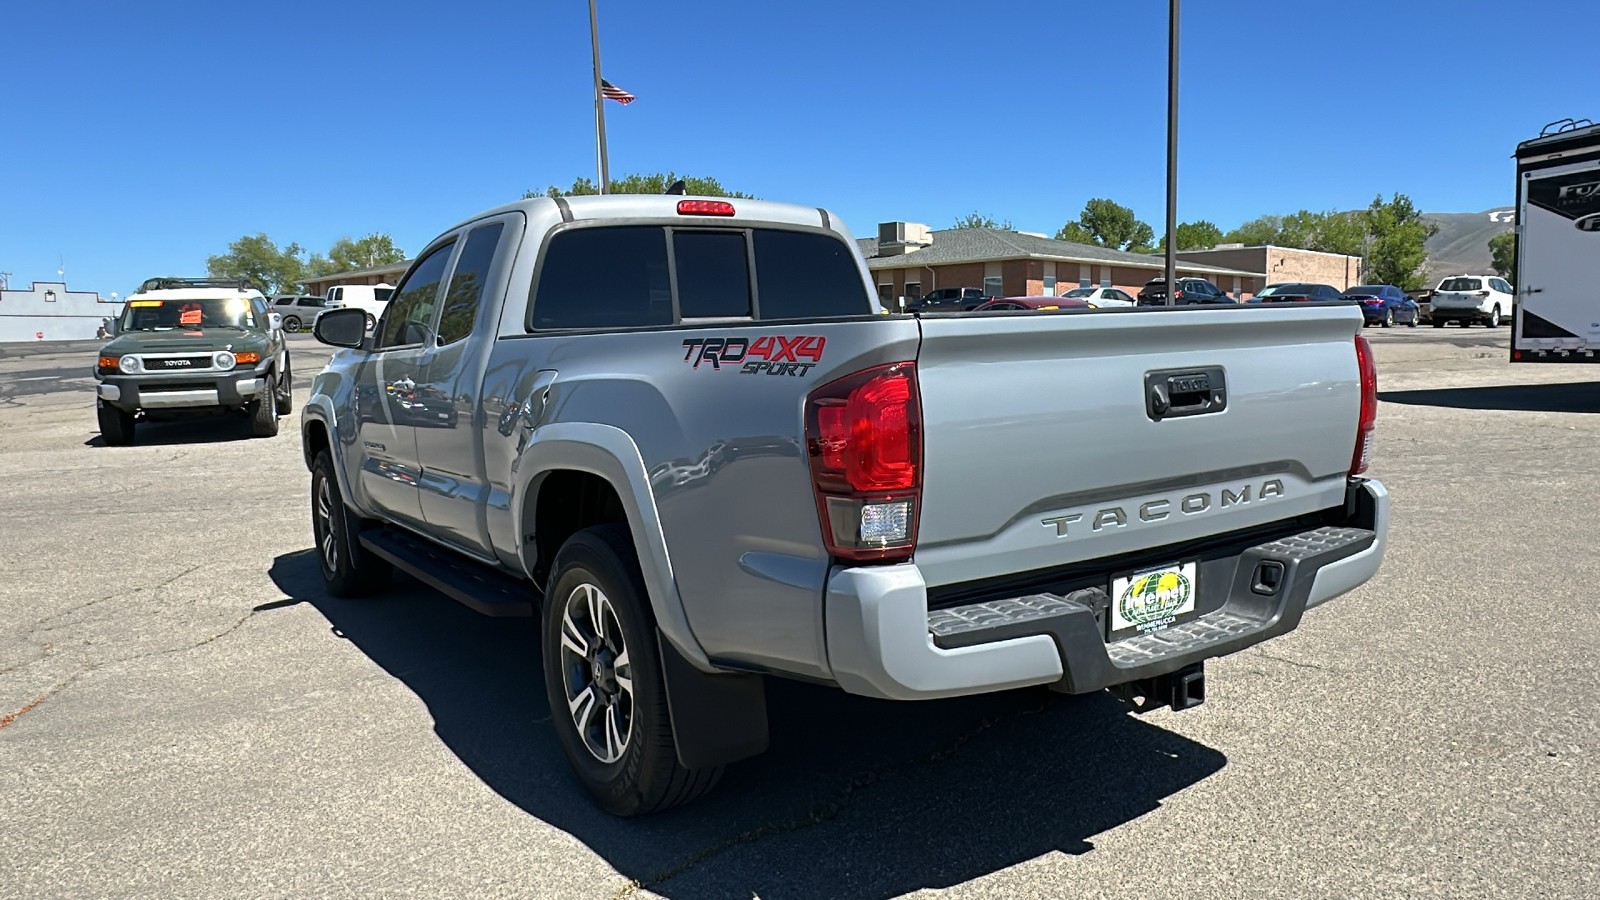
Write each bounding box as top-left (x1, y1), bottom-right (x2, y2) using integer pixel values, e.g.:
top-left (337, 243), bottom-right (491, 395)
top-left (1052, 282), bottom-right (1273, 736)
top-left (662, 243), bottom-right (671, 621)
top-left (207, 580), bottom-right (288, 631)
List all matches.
top-left (94, 277), bottom-right (292, 445)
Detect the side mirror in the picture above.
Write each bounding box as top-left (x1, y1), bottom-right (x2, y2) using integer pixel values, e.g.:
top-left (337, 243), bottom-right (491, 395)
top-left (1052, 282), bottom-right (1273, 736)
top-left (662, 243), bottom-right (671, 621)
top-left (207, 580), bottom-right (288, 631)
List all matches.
top-left (269, 312), bottom-right (284, 331)
top-left (313, 307), bottom-right (370, 349)
top-left (105, 318), bottom-right (120, 337)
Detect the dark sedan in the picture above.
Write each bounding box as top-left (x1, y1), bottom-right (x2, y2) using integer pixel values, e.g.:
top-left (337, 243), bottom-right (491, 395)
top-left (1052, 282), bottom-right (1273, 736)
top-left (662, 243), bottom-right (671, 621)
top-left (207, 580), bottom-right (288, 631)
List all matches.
top-left (971, 296), bottom-right (1092, 311)
top-left (1342, 284), bottom-right (1419, 328)
top-left (1255, 282), bottom-right (1345, 303)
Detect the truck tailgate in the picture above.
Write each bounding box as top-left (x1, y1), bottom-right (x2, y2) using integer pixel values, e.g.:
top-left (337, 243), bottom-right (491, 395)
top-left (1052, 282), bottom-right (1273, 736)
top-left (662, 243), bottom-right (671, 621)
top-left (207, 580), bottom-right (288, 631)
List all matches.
top-left (912, 306), bottom-right (1364, 588)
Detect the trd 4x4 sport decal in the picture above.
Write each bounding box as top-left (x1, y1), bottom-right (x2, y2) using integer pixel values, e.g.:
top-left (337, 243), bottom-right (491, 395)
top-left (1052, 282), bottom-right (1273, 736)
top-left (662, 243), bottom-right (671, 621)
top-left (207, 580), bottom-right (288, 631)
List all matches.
top-left (682, 335), bottom-right (827, 376)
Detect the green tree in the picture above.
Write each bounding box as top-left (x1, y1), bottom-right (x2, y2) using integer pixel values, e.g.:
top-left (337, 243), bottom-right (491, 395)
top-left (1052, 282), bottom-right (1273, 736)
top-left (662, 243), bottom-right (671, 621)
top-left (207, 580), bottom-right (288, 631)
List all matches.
top-left (1057, 198), bottom-right (1155, 251)
top-left (952, 211), bottom-right (1014, 230)
top-left (1158, 219), bottom-right (1224, 251)
top-left (308, 233), bottom-right (406, 277)
top-left (1362, 193), bottom-right (1439, 290)
top-left (1488, 231), bottom-right (1517, 281)
top-left (206, 234), bottom-right (305, 294)
top-left (1222, 210), bottom-right (1367, 255)
top-left (1223, 215), bottom-right (1285, 246)
top-left (528, 172), bottom-right (754, 199)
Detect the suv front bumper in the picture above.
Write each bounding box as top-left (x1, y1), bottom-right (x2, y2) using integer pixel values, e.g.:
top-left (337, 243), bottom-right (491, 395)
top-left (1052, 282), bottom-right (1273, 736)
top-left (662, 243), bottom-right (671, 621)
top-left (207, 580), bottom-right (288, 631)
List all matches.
top-left (96, 369), bottom-right (269, 412)
top-left (824, 479), bottom-right (1389, 701)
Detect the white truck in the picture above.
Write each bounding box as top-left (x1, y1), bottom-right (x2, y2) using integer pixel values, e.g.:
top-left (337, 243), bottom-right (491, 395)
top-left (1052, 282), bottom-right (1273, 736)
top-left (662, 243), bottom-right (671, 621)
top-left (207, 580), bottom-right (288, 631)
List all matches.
top-left (1511, 118), bottom-right (1600, 363)
top-left (324, 283), bottom-right (394, 333)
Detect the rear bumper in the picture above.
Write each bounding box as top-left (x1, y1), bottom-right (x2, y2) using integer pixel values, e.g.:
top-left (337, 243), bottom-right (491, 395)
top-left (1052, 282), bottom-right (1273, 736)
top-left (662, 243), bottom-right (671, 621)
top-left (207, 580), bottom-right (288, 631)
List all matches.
top-left (1429, 305), bottom-right (1490, 319)
top-left (824, 479), bottom-right (1389, 701)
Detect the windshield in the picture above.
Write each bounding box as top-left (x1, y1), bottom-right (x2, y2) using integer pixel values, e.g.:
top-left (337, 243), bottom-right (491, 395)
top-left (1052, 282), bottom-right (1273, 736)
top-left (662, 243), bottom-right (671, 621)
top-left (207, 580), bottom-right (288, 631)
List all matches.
top-left (120, 297), bottom-right (258, 331)
top-left (1063, 287), bottom-right (1096, 297)
top-left (1438, 277), bottom-right (1482, 292)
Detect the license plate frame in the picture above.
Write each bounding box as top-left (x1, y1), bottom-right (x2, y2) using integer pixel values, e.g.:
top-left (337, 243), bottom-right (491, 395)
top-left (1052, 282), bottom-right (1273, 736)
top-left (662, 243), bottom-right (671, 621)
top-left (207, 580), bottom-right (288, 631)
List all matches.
top-left (1107, 560), bottom-right (1199, 640)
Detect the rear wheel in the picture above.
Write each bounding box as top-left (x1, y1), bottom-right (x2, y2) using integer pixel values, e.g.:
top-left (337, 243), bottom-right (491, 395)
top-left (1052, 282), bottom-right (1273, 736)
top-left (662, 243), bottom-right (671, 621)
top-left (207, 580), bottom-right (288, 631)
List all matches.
top-left (364, 313), bottom-right (377, 333)
top-left (311, 449), bottom-right (392, 597)
top-left (1486, 305), bottom-right (1502, 328)
top-left (1432, 319), bottom-right (1445, 328)
top-left (542, 525), bottom-right (721, 816)
top-left (1382, 309), bottom-right (1394, 328)
top-left (97, 402), bottom-right (135, 446)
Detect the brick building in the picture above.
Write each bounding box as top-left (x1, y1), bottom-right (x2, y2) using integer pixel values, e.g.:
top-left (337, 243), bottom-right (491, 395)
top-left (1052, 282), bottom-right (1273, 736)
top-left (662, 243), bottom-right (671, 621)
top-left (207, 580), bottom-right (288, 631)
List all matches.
top-left (1175, 245), bottom-right (1366, 290)
top-left (858, 223), bottom-right (1264, 310)
top-left (298, 260), bottom-right (411, 298)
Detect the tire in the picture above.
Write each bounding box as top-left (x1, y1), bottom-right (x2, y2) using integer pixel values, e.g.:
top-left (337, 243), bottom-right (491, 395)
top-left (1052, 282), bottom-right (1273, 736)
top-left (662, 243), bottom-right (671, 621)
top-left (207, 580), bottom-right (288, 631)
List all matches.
top-left (1407, 314), bottom-right (1418, 328)
top-left (249, 397), bottom-right (279, 437)
top-left (542, 524), bottom-right (721, 816)
top-left (364, 313), bottom-right (377, 333)
top-left (310, 449), bottom-right (392, 597)
top-left (1432, 319), bottom-right (1445, 328)
top-left (274, 360), bottom-right (294, 416)
top-left (97, 402), bottom-right (135, 446)
top-left (1487, 305), bottom-right (1502, 328)
top-left (284, 315), bottom-right (302, 333)
top-left (1382, 309), bottom-right (1394, 328)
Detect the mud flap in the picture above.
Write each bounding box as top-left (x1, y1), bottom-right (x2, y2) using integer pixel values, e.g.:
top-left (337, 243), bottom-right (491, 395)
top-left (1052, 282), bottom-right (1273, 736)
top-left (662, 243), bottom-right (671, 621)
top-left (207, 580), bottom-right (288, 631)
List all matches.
top-left (658, 634), bottom-right (769, 769)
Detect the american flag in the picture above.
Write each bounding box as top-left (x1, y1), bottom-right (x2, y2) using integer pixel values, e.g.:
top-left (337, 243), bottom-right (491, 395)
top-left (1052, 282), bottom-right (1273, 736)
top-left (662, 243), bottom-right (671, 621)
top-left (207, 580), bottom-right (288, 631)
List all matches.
top-left (601, 79), bottom-right (635, 105)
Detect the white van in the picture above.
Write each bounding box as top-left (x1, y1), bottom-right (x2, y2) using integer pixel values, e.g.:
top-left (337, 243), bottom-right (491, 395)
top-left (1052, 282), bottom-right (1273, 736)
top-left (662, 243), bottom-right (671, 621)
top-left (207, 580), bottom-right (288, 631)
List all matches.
top-left (325, 283), bottom-right (394, 332)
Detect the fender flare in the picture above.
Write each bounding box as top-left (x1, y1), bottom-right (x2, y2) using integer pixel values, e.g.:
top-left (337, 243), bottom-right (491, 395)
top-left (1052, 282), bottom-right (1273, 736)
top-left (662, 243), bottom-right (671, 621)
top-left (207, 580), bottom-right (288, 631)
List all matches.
top-left (512, 422), bottom-right (713, 672)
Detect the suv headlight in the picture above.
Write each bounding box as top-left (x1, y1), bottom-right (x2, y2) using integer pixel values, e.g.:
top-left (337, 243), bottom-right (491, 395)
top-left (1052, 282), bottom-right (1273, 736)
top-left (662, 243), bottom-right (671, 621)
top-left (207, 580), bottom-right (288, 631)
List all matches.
top-left (213, 351), bottom-right (236, 371)
top-left (119, 355), bottom-right (141, 374)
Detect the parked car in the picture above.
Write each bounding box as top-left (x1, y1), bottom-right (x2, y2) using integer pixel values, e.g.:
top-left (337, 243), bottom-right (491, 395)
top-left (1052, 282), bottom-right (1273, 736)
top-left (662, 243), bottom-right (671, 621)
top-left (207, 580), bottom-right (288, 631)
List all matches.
top-left (1342, 285), bottom-right (1419, 328)
top-left (1136, 277), bottom-right (1235, 306)
top-left (1256, 282), bottom-right (1345, 303)
top-left (1429, 275), bottom-right (1515, 328)
top-left (1059, 286), bottom-right (1137, 308)
top-left (94, 276), bottom-right (291, 445)
top-left (272, 294), bottom-right (334, 333)
top-left (971, 296), bottom-right (1093, 311)
top-left (302, 193), bottom-right (1388, 816)
top-left (325, 283), bottom-right (396, 332)
top-left (910, 287), bottom-right (987, 312)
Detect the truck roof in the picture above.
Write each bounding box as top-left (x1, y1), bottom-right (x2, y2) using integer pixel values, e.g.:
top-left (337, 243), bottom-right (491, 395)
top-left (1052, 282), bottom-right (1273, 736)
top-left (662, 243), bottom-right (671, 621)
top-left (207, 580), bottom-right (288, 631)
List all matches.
top-left (451, 195), bottom-right (849, 238)
top-left (1516, 119), bottom-right (1600, 158)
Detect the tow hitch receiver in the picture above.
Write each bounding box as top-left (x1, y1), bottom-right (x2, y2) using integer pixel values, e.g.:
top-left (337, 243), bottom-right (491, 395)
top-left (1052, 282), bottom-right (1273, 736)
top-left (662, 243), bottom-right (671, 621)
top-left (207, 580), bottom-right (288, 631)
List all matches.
top-left (1110, 662), bottom-right (1206, 713)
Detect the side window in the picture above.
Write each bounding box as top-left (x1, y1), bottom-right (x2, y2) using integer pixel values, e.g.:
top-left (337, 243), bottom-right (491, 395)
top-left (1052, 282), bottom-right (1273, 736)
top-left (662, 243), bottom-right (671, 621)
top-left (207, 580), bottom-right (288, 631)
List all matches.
top-left (437, 222), bottom-right (505, 345)
top-left (674, 231), bottom-right (751, 318)
top-left (752, 227), bottom-right (870, 318)
top-left (532, 226), bottom-right (672, 330)
top-left (376, 242), bottom-right (454, 349)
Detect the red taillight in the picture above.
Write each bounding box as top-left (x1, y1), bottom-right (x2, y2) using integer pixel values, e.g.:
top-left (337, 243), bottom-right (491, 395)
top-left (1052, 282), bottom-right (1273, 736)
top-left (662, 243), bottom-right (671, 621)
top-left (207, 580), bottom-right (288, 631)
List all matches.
top-left (1174, 290), bottom-right (1184, 300)
top-left (1351, 335), bottom-right (1377, 476)
top-left (806, 362), bottom-right (921, 562)
top-left (677, 199), bottom-right (736, 216)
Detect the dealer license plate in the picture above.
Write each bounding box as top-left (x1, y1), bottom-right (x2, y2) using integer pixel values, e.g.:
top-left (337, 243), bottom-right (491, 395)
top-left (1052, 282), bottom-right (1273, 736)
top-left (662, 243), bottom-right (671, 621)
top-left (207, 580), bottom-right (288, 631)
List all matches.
top-left (1108, 561), bottom-right (1198, 639)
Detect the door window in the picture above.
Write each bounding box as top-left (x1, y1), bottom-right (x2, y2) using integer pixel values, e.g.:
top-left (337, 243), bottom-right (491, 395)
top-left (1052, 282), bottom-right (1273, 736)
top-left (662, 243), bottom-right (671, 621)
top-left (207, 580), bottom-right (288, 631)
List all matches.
top-left (376, 242), bottom-right (454, 349)
top-left (437, 223), bottom-right (506, 345)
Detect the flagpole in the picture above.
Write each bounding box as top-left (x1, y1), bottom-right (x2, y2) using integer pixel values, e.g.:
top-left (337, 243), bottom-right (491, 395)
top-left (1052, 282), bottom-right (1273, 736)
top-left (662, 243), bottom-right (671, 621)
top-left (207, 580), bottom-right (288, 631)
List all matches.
top-left (588, 0), bottom-right (609, 195)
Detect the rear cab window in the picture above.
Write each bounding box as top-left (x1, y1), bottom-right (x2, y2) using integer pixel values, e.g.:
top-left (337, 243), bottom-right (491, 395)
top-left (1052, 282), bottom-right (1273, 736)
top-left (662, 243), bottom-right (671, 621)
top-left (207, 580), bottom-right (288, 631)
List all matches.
top-left (529, 225), bottom-right (869, 330)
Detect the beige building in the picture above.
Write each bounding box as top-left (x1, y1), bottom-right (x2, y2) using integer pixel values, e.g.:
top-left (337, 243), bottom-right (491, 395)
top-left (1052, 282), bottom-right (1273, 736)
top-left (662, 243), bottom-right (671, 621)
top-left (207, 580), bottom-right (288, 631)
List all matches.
top-left (860, 223), bottom-right (1265, 309)
top-left (299, 260), bottom-right (411, 298)
top-left (1175, 245), bottom-right (1367, 290)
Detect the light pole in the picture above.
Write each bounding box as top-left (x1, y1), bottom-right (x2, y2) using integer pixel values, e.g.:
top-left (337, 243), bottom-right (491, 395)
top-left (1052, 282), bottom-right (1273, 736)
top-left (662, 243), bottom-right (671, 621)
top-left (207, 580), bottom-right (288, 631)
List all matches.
top-left (1163, 0), bottom-right (1179, 306)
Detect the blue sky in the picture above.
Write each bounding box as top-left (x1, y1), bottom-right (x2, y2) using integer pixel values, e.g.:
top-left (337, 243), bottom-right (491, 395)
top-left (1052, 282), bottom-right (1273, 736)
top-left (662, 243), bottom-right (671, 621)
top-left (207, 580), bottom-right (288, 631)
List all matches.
top-left (2, 0), bottom-right (1595, 296)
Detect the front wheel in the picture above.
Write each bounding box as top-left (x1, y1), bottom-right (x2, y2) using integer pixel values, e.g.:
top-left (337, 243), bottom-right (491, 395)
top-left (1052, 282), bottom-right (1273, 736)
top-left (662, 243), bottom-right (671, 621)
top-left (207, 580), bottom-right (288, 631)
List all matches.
top-left (310, 449), bottom-right (392, 597)
top-left (364, 313), bottom-right (377, 333)
top-left (97, 402), bottom-right (135, 446)
top-left (283, 315), bottom-right (302, 333)
top-left (1486, 305), bottom-right (1502, 328)
top-left (542, 525), bottom-right (721, 816)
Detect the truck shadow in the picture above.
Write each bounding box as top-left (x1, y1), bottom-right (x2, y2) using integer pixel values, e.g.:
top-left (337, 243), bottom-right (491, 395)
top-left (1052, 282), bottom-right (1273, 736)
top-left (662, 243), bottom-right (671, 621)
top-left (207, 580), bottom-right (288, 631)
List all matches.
top-left (268, 550), bottom-right (1227, 899)
top-left (83, 416), bottom-right (258, 447)
top-left (1380, 381), bottom-right (1600, 414)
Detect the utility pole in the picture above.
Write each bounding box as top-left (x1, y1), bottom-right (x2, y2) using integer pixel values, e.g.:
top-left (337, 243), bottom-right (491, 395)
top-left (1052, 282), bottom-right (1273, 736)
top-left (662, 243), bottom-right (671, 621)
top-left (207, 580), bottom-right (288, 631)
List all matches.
top-left (1163, 0), bottom-right (1180, 306)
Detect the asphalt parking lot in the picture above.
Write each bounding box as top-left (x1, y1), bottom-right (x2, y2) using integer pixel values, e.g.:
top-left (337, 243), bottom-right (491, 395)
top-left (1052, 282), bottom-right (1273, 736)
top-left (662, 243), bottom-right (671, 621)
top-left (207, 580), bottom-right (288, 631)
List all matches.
top-left (2, 326), bottom-right (1597, 899)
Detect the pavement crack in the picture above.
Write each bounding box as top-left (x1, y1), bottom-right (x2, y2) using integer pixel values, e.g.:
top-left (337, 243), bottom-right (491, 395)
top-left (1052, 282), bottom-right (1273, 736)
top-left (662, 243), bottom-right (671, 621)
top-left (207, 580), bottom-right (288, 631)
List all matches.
top-left (0, 606), bottom-right (261, 732)
top-left (1252, 649), bottom-right (1329, 672)
top-left (612, 697), bottom-right (1055, 898)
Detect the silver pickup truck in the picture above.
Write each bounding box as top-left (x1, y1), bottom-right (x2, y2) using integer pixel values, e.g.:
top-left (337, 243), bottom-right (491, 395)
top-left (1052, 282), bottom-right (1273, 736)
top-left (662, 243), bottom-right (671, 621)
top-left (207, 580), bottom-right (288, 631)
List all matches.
top-left (302, 194), bottom-right (1389, 815)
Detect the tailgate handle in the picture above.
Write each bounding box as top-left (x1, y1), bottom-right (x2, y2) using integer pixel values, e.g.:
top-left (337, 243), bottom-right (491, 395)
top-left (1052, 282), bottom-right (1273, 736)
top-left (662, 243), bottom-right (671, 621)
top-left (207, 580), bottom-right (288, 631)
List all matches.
top-left (1146, 367), bottom-right (1227, 421)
